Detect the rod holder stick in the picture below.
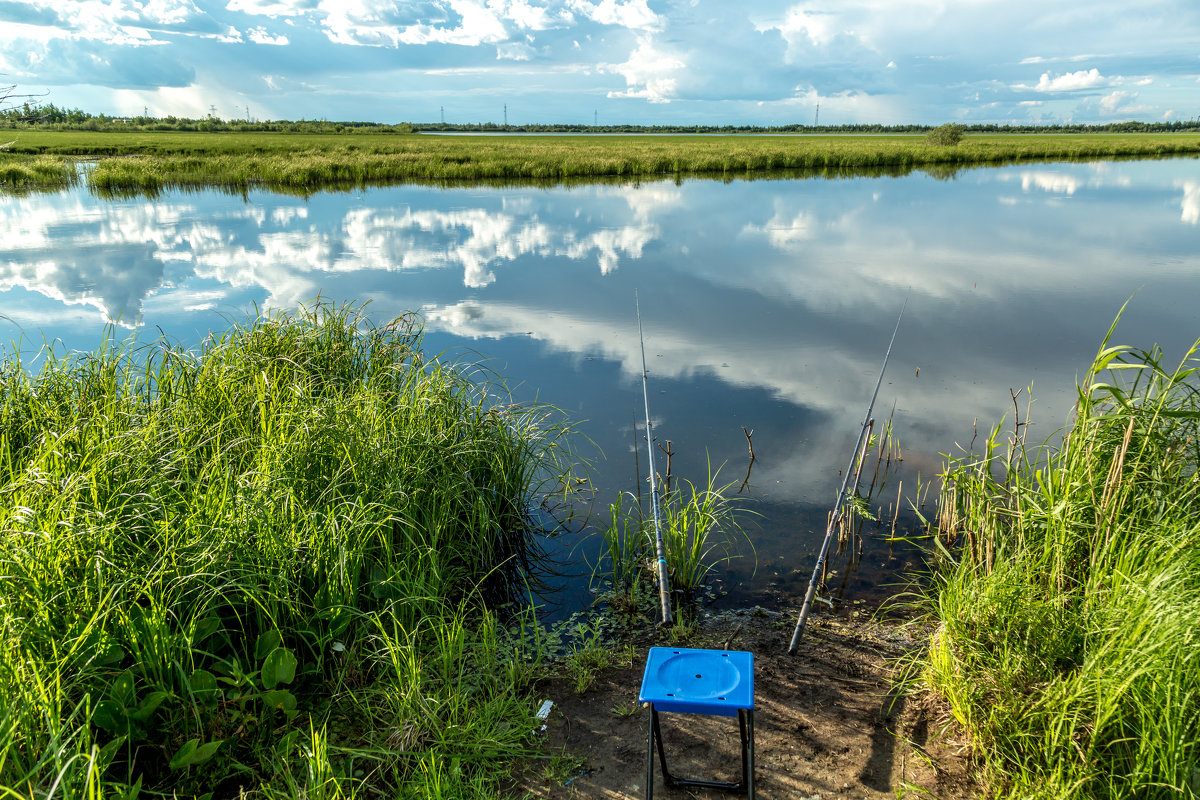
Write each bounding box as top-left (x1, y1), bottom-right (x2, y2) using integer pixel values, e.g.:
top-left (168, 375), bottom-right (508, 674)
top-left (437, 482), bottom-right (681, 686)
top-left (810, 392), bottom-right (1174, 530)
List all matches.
top-left (789, 297), bottom-right (907, 653)
top-left (637, 291), bottom-right (674, 626)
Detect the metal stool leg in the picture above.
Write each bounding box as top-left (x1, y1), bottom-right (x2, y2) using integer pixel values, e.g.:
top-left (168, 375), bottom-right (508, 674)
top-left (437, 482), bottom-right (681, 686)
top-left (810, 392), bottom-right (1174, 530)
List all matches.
top-left (646, 703), bottom-right (655, 800)
top-left (744, 709), bottom-right (755, 799)
top-left (646, 706), bottom-right (753, 795)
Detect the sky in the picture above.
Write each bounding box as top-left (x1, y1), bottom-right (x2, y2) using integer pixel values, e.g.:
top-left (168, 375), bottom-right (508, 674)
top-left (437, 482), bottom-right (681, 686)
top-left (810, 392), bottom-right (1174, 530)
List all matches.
top-left (2, 0), bottom-right (1200, 126)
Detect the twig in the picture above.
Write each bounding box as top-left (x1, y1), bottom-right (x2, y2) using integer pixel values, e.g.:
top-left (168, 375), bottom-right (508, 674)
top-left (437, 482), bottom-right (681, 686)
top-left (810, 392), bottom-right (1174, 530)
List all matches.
top-left (658, 440), bottom-right (674, 500)
top-left (739, 427), bottom-right (756, 494)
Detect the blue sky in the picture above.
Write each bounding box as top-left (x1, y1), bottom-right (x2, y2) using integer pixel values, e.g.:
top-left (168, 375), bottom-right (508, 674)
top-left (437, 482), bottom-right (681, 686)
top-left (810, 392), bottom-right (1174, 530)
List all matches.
top-left (3, 0), bottom-right (1200, 125)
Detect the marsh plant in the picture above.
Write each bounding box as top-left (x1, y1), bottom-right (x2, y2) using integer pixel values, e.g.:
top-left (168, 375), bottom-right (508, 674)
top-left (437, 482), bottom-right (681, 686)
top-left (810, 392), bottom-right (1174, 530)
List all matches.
top-left (0, 303), bottom-right (572, 798)
top-left (924, 312), bottom-right (1200, 799)
top-left (5, 130), bottom-right (1200, 195)
top-left (595, 467), bottom-right (750, 616)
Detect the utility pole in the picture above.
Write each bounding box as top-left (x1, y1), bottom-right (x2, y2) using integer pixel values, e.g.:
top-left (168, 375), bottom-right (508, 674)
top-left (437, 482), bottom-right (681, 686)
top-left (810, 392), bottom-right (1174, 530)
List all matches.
top-left (440, 106), bottom-right (444, 124)
top-left (814, 103), bottom-right (820, 127)
top-left (503, 104), bottom-right (507, 126)
top-left (594, 109), bottom-right (598, 126)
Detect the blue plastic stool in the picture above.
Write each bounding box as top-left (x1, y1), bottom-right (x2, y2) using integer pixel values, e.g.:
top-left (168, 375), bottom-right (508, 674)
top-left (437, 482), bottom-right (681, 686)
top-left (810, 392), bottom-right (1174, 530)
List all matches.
top-left (638, 647), bottom-right (755, 799)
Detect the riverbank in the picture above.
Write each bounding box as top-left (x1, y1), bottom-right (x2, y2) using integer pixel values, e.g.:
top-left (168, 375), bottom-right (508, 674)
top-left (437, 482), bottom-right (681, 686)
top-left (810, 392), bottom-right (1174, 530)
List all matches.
top-left (0, 305), bottom-right (577, 798)
top-left (2, 130), bottom-right (1200, 193)
top-left (921, 319), bottom-right (1200, 800)
top-left (517, 604), bottom-right (976, 800)
top-left (519, 315), bottom-right (1200, 800)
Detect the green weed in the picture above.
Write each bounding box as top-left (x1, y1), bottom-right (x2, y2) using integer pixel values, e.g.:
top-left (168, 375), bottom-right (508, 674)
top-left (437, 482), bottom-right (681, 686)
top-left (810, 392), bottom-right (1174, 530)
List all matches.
top-left (0, 302), bottom-right (571, 797)
top-left (921, 308), bottom-right (1200, 799)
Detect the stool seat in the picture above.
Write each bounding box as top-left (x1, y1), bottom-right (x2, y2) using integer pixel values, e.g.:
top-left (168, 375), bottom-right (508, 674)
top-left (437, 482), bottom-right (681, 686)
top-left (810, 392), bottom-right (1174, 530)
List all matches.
top-left (639, 647), bottom-right (755, 798)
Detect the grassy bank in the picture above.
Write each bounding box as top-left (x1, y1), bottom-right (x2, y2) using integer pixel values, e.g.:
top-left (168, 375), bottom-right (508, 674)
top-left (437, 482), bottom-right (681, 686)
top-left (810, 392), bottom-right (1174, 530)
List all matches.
top-left (924, 316), bottom-right (1200, 799)
top-left (2, 131), bottom-right (1199, 193)
top-left (0, 305), bottom-right (572, 798)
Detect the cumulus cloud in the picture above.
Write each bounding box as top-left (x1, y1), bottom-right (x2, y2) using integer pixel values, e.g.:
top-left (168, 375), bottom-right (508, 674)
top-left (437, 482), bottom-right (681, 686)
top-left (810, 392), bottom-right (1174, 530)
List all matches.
top-left (8, 0), bottom-right (1200, 126)
top-left (1099, 90), bottom-right (1130, 113)
top-left (605, 35), bottom-right (684, 102)
top-left (247, 25), bottom-right (289, 44)
top-left (775, 6), bottom-right (837, 47)
top-left (566, 0), bottom-right (659, 31)
top-left (317, 0), bottom-right (509, 47)
top-left (1029, 68), bottom-right (1107, 92)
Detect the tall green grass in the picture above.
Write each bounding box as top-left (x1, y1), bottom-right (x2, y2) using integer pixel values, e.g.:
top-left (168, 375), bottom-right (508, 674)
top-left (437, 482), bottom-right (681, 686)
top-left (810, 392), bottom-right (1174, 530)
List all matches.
top-left (924, 314), bottom-right (1200, 799)
top-left (0, 304), bottom-right (569, 798)
top-left (4, 131), bottom-right (1200, 194)
top-left (0, 153), bottom-right (76, 191)
top-left (595, 466), bottom-right (750, 616)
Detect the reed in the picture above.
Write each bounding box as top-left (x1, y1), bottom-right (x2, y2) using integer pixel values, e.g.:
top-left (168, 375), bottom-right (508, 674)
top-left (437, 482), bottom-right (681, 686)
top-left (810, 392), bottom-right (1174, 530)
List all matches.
top-left (0, 303), bottom-right (570, 797)
top-left (923, 311), bottom-right (1200, 799)
top-left (0, 153), bottom-right (76, 190)
top-left (595, 466), bottom-right (749, 613)
top-left (3, 131), bottom-right (1200, 193)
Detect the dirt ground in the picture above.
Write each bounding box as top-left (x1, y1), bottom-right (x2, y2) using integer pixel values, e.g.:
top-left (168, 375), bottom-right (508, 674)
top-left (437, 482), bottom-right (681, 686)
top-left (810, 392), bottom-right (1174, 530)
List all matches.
top-left (514, 605), bottom-right (977, 800)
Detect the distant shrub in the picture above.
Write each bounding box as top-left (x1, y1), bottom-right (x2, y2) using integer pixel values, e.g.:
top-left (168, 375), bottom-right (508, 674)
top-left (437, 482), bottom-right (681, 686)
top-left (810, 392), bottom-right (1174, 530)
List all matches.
top-left (926, 123), bottom-right (965, 146)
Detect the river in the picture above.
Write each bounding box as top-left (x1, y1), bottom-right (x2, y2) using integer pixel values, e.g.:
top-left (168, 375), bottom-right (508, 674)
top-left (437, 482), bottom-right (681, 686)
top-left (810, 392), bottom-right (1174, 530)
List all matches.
top-left (3, 157), bottom-right (1199, 615)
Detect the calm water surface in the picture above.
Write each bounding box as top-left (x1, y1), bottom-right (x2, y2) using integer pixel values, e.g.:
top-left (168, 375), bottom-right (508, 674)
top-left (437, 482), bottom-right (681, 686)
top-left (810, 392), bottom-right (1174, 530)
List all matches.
top-left (3, 159), bottom-right (1199, 615)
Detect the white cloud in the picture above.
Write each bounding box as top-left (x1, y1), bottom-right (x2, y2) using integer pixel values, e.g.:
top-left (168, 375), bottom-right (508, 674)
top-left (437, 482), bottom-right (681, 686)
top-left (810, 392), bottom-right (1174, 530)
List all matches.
top-left (9, 0), bottom-right (1200, 126)
top-left (225, 0), bottom-right (312, 15)
top-left (494, 0), bottom-right (573, 30)
top-left (566, 0), bottom-right (660, 31)
top-left (143, 0), bottom-right (203, 25)
top-left (318, 0), bottom-right (508, 47)
top-left (1099, 90), bottom-right (1129, 113)
top-left (775, 6), bottom-right (836, 47)
top-left (1029, 68), bottom-right (1107, 92)
top-left (248, 26), bottom-right (289, 44)
top-left (604, 35), bottom-right (684, 103)
top-left (1019, 54), bottom-right (1100, 65)
top-left (496, 41), bottom-right (535, 61)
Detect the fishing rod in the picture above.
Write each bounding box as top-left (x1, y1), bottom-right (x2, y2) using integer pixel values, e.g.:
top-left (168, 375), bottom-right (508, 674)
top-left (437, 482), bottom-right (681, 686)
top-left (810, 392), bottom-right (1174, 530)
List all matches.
top-left (636, 292), bottom-right (674, 626)
top-left (788, 298), bottom-right (907, 654)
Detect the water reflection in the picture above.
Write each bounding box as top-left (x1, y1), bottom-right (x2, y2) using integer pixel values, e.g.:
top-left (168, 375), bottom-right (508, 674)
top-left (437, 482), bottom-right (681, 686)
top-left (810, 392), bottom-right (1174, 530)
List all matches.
top-left (3, 160), bottom-right (1199, 612)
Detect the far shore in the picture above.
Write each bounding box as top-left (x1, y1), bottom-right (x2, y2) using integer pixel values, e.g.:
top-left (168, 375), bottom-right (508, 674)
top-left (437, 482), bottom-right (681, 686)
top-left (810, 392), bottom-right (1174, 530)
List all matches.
top-left (2, 129), bottom-right (1199, 194)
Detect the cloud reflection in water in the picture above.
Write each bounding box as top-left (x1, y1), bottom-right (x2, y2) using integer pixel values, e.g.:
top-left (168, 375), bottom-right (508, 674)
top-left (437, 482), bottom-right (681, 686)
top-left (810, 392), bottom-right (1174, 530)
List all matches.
top-left (2, 160), bottom-right (1199, 560)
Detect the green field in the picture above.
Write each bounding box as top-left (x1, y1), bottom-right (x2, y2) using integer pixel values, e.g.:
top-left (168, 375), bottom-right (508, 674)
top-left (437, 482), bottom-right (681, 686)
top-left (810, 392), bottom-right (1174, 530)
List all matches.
top-left (2, 130), bottom-right (1199, 193)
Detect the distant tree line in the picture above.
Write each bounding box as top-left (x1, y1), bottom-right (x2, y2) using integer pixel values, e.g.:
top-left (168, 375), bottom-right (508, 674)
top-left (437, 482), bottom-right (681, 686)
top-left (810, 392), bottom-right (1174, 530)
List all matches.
top-left (2, 101), bottom-right (1198, 135)
top-left (0, 103), bottom-right (414, 133)
top-left (413, 120), bottom-right (1200, 134)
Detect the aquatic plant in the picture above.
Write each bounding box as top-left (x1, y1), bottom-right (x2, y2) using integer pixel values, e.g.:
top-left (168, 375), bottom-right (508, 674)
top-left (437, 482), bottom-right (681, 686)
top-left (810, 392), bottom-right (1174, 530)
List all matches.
top-left (595, 465), bottom-right (750, 615)
top-left (0, 303), bottom-right (571, 797)
top-left (0, 152), bottom-right (76, 190)
top-left (923, 310), bottom-right (1200, 799)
